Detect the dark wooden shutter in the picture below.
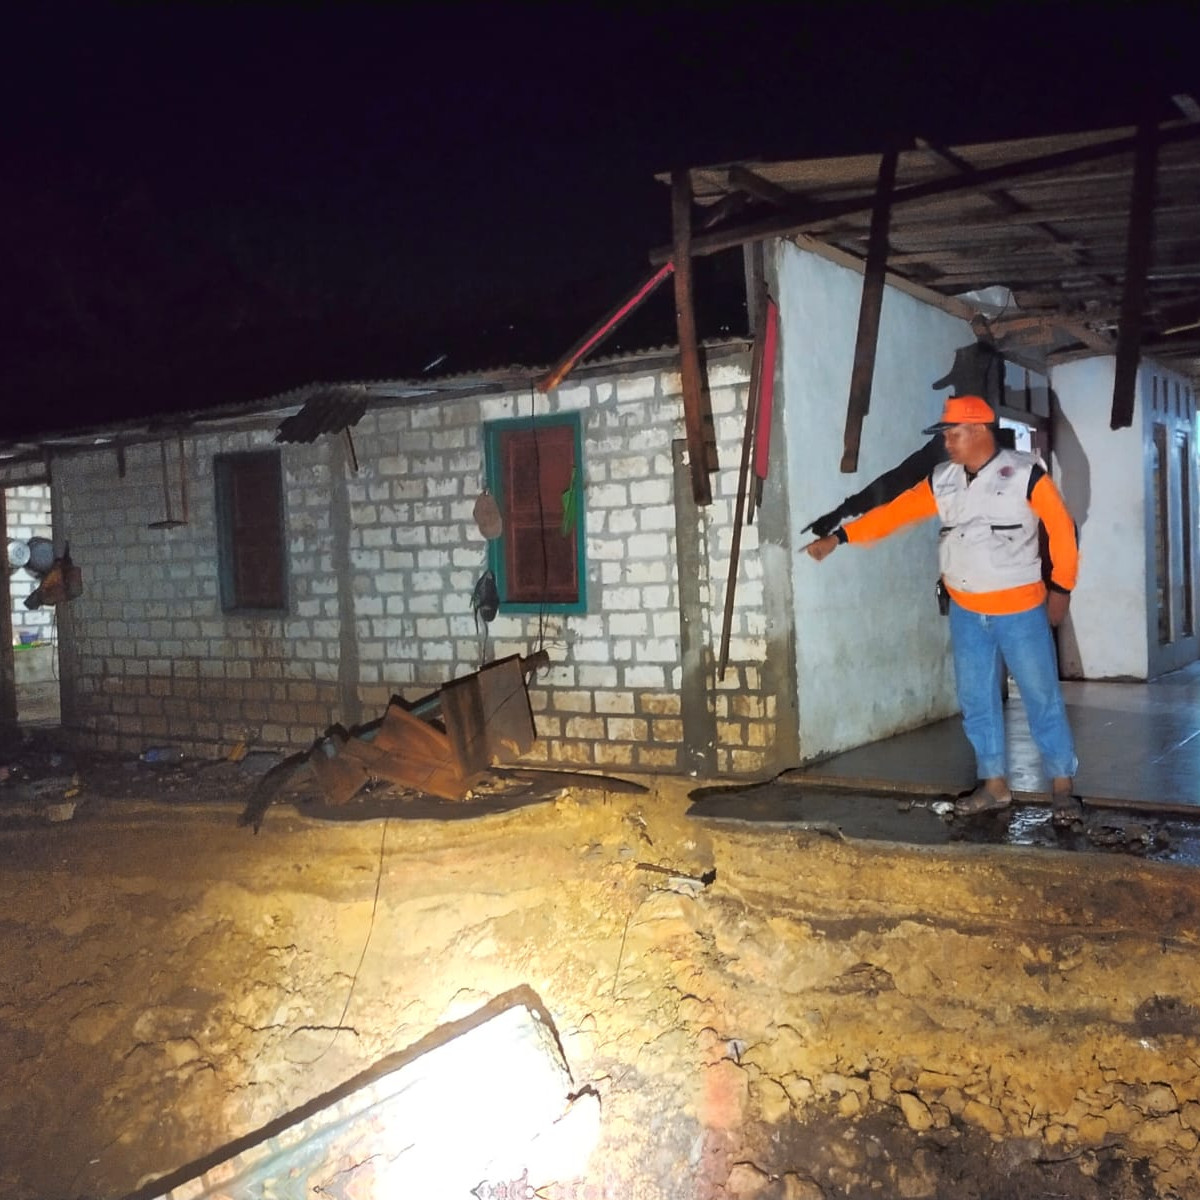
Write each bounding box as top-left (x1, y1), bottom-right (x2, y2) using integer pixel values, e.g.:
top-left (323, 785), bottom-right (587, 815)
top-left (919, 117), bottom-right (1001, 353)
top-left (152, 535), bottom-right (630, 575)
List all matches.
top-left (220, 453), bottom-right (287, 610)
top-left (500, 424), bottom-right (578, 604)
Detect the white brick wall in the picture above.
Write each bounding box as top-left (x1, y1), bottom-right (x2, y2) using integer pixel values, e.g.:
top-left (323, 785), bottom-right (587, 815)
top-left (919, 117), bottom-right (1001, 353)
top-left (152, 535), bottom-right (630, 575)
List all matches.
top-left (29, 349), bottom-right (777, 772)
top-left (6, 483), bottom-right (54, 645)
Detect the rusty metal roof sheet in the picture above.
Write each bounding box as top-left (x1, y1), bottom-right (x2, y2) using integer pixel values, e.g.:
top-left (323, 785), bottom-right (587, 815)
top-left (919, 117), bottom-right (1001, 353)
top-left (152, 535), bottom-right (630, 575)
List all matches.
top-left (273, 387), bottom-right (369, 444)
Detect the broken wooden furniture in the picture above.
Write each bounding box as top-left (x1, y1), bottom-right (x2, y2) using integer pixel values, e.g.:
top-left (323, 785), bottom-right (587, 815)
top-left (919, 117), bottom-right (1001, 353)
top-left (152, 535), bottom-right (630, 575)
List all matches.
top-left (307, 651), bottom-right (548, 806)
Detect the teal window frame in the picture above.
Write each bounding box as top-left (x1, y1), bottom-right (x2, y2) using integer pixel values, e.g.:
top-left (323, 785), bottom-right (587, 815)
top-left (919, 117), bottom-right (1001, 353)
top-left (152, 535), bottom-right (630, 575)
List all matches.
top-left (214, 449), bottom-right (290, 615)
top-left (484, 412), bottom-right (587, 615)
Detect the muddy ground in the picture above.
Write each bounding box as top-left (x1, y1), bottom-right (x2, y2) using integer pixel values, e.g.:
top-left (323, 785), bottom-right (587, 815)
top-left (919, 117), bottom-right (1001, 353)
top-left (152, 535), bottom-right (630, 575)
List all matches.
top-left (2, 737), bottom-right (1200, 1200)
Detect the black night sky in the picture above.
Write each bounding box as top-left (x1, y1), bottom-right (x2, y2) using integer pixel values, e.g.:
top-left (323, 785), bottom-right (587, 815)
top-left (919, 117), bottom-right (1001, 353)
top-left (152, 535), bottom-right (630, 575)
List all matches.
top-left (2, 3), bottom-right (1197, 440)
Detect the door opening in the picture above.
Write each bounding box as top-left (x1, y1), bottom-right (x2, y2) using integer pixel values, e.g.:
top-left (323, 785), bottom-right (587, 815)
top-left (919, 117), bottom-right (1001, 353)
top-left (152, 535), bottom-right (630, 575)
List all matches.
top-left (5, 483), bottom-right (61, 726)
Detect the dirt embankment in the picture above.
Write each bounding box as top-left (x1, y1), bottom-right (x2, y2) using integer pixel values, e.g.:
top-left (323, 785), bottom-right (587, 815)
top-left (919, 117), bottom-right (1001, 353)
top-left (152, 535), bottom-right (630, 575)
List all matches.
top-left (1, 773), bottom-right (1199, 1199)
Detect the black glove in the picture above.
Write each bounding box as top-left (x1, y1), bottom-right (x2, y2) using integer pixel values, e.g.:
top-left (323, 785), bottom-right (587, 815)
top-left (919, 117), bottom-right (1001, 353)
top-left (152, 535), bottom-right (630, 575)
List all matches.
top-left (802, 509), bottom-right (845, 538)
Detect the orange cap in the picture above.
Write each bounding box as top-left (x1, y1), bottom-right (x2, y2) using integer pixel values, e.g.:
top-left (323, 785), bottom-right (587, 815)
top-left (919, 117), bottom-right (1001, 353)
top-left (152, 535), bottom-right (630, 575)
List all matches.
top-left (922, 394), bottom-right (996, 433)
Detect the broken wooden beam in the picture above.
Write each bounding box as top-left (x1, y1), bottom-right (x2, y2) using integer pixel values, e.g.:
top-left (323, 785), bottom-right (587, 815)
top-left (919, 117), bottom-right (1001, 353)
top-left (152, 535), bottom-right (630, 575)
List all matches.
top-left (1112, 121), bottom-right (1159, 430)
top-left (672, 169), bottom-right (714, 505)
top-left (537, 262), bottom-right (674, 393)
top-left (538, 192), bottom-right (748, 395)
top-left (841, 148), bottom-right (897, 474)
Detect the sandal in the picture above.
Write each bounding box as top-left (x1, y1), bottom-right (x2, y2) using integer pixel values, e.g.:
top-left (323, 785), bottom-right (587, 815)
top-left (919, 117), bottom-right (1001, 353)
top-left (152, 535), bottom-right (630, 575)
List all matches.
top-left (1051, 792), bottom-right (1084, 827)
top-left (955, 783), bottom-right (1013, 816)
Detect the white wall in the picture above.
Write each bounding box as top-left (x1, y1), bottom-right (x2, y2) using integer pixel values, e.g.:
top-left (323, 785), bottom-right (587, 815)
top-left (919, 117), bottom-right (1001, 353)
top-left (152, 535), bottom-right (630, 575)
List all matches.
top-left (778, 245), bottom-right (971, 758)
top-left (1141, 362), bottom-right (1199, 677)
top-left (1052, 356), bottom-right (1199, 681)
top-left (1051, 357), bottom-right (1149, 679)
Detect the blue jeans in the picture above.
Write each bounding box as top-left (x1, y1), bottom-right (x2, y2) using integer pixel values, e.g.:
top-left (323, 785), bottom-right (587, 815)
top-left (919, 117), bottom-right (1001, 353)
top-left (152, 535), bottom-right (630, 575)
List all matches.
top-left (947, 598), bottom-right (1078, 782)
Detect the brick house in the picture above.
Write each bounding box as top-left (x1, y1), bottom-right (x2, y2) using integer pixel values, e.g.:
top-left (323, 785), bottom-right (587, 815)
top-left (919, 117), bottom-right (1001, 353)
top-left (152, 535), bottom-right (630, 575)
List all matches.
top-left (2, 123), bottom-right (1197, 771)
top-left (0, 342), bottom-right (790, 772)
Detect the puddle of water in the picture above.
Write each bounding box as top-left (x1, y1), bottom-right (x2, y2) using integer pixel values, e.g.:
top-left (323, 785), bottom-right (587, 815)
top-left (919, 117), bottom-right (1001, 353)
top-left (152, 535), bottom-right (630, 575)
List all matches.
top-left (687, 783), bottom-right (1200, 867)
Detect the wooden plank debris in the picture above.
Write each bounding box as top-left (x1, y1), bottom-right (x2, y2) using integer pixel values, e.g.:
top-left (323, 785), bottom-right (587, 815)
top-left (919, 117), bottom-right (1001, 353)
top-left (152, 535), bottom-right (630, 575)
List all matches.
top-left (307, 653), bottom-right (545, 806)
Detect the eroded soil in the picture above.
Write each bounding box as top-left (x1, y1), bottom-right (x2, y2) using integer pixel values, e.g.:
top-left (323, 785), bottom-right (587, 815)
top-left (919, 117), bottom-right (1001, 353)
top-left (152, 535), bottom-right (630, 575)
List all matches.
top-left (2, 746), bottom-right (1199, 1199)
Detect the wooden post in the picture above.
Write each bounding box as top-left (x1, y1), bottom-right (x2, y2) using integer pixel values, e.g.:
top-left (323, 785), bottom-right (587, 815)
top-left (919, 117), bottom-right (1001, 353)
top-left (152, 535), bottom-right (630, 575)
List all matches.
top-left (718, 286), bottom-right (768, 678)
top-left (672, 170), bottom-right (713, 505)
top-left (1112, 122), bottom-right (1159, 430)
top-left (841, 148), bottom-right (897, 474)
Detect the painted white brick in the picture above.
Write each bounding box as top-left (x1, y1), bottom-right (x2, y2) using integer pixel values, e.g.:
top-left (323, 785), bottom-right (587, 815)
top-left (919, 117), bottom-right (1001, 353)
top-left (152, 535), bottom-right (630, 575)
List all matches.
top-left (407, 595), bottom-right (444, 614)
top-left (624, 665), bottom-right (665, 688)
top-left (571, 640), bottom-right (610, 663)
top-left (553, 385), bottom-right (591, 411)
top-left (624, 561), bottom-right (669, 586)
top-left (416, 549), bottom-right (452, 569)
top-left (479, 396), bottom-right (520, 421)
top-left (627, 533), bottom-right (670, 559)
top-left (608, 612), bottom-right (648, 637)
top-left (615, 375), bottom-right (657, 402)
top-left (603, 587), bottom-right (641, 610)
top-left (708, 361), bottom-right (748, 388)
top-left (709, 386), bottom-right (741, 415)
top-left (630, 479), bottom-right (671, 506)
top-left (638, 505), bottom-right (675, 531)
top-left (609, 456), bottom-right (652, 481)
top-left (570, 614), bottom-right (605, 638)
top-left (607, 509), bottom-right (638, 535)
top-left (427, 476), bottom-right (461, 498)
top-left (589, 483), bottom-right (628, 508)
top-left (578, 665), bottom-right (619, 689)
top-left (652, 611), bottom-right (680, 638)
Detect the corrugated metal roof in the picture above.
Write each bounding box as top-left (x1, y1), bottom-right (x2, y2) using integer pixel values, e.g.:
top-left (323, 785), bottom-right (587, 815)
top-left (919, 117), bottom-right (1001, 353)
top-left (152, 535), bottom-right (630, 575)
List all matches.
top-left (0, 338), bottom-right (750, 467)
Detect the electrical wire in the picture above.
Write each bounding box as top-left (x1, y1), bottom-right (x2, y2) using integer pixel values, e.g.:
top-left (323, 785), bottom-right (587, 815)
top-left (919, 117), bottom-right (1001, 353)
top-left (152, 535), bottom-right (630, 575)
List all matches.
top-left (298, 816), bottom-right (390, 1064)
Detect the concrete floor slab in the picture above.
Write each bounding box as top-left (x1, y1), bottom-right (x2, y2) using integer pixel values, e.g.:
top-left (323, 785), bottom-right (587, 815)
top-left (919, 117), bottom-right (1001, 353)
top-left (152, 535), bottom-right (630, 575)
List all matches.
top-left (794, 660), bottom-right (1200, 811)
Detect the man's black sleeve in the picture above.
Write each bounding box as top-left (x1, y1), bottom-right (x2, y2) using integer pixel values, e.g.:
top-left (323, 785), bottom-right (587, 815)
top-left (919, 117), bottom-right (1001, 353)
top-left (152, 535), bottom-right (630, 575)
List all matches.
top-left (802, 436), bottom-right (947, 537)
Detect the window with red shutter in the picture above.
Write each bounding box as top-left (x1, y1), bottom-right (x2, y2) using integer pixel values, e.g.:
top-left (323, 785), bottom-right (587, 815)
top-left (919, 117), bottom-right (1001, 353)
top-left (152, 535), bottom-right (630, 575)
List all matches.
top-left (485, 414), bottom-right (586, 613)
top-left (214, 451), bottom-right (289, 612)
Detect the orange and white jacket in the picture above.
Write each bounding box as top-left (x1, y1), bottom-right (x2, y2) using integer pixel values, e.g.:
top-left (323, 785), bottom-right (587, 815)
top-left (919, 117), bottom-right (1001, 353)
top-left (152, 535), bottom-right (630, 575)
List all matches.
top-left (841, 449), bottom-right (1078, 616)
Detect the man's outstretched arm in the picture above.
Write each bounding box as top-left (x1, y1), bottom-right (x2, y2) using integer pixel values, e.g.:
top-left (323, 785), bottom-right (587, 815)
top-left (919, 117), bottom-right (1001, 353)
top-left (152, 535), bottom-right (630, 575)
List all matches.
top-left (803, 478), bottom-right (938, 560)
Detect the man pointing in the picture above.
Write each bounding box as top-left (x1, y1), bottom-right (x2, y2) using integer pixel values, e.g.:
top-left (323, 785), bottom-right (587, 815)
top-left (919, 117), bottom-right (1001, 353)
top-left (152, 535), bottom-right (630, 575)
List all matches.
top-left (804, 395), bottom-right (1081, 824)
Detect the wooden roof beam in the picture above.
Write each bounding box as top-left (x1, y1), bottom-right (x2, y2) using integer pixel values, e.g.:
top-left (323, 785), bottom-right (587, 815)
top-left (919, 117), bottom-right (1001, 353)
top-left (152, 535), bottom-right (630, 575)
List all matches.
top-left (842, 149), bottom-right (897, 474)
top-left (671, 170), bottom-right (714, 505)
top-left (1113, 122), bottom-right (1160, 428)
top-left (650, 122), bottom-right (1200, 264)
top-left (726, 164), bottom-right (793, 207)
